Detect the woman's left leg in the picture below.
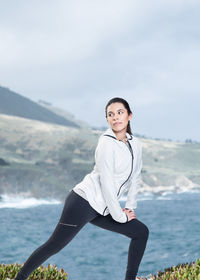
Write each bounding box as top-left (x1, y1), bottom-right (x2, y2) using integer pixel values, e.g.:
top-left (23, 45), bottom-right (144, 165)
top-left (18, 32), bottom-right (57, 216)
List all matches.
top-left (89, 214), bottom-right (149, 280)
top-left (15, 190), bottom-right (99, 280)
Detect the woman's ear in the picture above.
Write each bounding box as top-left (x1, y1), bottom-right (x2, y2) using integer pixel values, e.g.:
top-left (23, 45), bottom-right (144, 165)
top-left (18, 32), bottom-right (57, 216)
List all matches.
top-left (129, 113), bottom-right (133, 121)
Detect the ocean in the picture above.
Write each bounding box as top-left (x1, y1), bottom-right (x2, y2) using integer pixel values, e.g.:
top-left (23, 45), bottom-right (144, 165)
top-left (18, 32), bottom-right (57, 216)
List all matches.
top-left (0, 191), bottom-right (199, 280)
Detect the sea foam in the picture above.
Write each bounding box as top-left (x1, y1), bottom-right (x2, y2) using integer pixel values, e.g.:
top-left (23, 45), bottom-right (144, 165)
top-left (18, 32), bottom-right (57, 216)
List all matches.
top-left (0, 193), bottom-right (61, 209)
top-left (120, 189), bottom-right (200, 202)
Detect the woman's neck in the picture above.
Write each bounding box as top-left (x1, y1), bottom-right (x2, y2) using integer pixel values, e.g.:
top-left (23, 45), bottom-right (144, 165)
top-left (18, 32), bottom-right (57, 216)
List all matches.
top-left (113, 129), bottom-right (127, 142)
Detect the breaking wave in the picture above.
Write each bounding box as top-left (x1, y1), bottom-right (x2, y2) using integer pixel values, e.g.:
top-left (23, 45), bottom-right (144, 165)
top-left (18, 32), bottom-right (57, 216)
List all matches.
top-left (120, 188), bottom-right (200, 201)
top-left (0, 193), bottom-right (61, 209)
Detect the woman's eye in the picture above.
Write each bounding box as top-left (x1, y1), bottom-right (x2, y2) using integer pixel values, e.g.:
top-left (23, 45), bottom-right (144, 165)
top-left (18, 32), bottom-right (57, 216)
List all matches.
top-left (108, 111), bottom-right (123, 117)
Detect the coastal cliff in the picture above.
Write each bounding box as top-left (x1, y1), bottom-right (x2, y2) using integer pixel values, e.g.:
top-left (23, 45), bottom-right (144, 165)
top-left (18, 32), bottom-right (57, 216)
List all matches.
top-left (0, 113), bottom-right (199, 200)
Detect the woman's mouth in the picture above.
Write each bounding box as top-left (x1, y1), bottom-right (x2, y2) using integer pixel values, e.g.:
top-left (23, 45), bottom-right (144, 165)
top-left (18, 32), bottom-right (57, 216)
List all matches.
top-left (113, 122), bottom-right (122, 126)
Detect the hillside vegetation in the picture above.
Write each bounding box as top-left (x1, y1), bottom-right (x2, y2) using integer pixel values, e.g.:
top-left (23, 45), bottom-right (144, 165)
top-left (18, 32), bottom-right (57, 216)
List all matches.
top-left (140, 137), bottom-right (200, 194)
top-left (0, 113), bottom-right (199, 199)
top-left (0, 113), bottom-right (97, 198)
top-left (0, 114), bottom-right (200, 198)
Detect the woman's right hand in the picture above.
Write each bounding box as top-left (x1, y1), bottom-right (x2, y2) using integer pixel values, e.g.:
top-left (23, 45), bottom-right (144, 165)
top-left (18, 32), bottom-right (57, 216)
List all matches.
top-left (122, 208), bottom-right (136, 221)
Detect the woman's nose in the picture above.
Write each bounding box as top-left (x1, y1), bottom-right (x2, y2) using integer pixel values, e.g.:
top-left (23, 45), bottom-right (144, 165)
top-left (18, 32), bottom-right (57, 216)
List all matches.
top-left (113, 115), bottom-right (119, 120)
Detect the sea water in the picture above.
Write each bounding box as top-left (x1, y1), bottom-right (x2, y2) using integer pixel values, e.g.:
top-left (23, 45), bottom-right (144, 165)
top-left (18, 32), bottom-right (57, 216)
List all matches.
top-left (0, 191), bottom-right (199, 280)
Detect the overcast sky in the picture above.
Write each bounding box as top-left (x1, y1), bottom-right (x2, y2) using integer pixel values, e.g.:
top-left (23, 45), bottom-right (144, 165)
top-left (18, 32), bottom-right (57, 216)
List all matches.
top-left (0, 0), bottom-right (199, 141)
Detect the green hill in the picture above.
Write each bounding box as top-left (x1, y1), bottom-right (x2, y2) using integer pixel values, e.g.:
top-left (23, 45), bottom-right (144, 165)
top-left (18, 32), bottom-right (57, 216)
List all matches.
top-left (0, 86), bottom-right (79, 128)
top-left (140, 137), bottom-right (200, 194)
top-left (0, 113), bottom-right (199, 199)
top-left (0, 113), bottom-right (97, 199)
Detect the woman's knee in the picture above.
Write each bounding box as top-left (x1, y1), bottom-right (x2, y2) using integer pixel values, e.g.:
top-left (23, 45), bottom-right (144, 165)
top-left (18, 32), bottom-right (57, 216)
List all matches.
top-left (128, 220), bottom-right (149, 240)
top-left (142, 223), bottom-right (149, 240)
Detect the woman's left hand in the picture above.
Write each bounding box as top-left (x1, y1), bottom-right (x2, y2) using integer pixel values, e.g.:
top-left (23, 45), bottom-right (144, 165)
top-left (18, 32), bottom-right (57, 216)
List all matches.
top-left (122, 208), bottom-right (136, 219)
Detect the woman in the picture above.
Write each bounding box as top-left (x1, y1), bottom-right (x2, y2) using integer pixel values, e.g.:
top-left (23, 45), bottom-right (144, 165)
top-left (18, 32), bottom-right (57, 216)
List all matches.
top-left (15, 97), bottom-right (149, 280)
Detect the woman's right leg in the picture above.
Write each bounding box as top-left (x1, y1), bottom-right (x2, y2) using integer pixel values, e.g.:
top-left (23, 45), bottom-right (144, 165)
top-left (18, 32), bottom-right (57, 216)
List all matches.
top-left (89, 214), bottom-right (149, 280)
top-left (15, 190), bottom-right (99, 280)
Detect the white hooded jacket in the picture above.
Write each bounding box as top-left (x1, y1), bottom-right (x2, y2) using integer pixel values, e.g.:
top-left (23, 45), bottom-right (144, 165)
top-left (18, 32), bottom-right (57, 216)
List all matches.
top-left (72, 127), bottom-right (142, 223)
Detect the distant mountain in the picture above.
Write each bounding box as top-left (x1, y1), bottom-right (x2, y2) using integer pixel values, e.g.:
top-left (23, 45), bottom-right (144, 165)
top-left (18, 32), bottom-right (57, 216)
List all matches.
top-left (38, 100), bottom-right (108, 132)
top-left (0, 85), bottom-right (200, 199)
top-left (38, 100), bottom-right (90, 128)
top-left (0, 86), bottom-right (80, 128)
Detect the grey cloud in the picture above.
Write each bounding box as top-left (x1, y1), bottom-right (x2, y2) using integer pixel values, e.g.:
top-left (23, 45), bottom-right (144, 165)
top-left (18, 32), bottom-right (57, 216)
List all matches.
top-left (0, 0), bottom-right (199, 141)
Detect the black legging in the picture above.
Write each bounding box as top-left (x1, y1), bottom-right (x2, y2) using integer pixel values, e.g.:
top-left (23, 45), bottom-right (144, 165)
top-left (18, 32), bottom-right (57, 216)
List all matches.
top-left (15, 190), bottom-right (149, 280)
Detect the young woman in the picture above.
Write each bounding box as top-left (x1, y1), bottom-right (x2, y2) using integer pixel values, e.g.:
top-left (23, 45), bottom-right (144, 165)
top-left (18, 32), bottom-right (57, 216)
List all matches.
top-left (15, 97), bottom-right (149, 280)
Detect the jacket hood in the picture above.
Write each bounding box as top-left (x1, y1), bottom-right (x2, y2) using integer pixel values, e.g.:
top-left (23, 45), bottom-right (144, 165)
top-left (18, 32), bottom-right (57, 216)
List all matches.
top-left (103, 127), bottom-right (133, 141)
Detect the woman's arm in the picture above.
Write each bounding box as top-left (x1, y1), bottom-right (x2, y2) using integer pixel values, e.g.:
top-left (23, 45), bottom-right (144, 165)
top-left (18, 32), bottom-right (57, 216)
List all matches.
top-left (125, 140), bottom-right (142, 211)
top-left (95, 138), bottom-right (128, 223)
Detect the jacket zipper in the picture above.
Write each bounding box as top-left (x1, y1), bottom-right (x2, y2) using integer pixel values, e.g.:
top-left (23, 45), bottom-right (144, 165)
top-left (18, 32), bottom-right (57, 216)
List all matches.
top-left (102, 135), bottom-right (134, 215)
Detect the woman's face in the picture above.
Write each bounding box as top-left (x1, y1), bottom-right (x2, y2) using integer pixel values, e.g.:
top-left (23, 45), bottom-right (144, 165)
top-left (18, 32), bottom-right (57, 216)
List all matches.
top-left (106, 102), bottom-right (132, 133)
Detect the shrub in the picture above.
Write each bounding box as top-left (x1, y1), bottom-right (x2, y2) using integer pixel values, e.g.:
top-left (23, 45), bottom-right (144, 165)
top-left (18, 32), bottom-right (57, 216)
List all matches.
top-left (151, 258), bottom-right (200, 280)
top-left (0, 263), bottom-right (68, 279)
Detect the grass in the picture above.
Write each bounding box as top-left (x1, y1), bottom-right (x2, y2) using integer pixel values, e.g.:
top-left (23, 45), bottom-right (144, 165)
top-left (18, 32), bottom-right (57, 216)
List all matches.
top-left (146, 258), bottom-right (200, 280)
top-left (0, 263), bottom-right (68, 279)
top-left (1, 259), bottom-right (200, 279)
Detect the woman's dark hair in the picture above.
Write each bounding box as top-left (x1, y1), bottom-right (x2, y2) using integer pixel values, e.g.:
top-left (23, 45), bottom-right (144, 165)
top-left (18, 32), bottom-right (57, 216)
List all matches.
top-left (105, 97), bottom-right (133, 135)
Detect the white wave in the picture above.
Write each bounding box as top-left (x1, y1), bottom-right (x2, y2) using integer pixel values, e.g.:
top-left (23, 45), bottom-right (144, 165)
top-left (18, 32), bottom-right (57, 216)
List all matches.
top-left (119, 189), bottom-right (200, 202)
top-left (160, 253), bottom-right (169, 259)
top-left (156, 196), bottom-right (173, 200)
top-left (0, 193), bottom-right (61, 209)
top-left (120, 192), bottom-right (156, 202)
top-left (138, 192), bottom-right (156, 201)
top-left (176, 189), bottom-right (200, 194)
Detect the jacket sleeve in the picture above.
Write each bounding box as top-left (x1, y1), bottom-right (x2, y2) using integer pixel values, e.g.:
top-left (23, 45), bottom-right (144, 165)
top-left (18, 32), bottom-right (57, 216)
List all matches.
top-left (95, 138), bottom-right (128, 223)
top-left (125, 139), bottom-right (142, 211)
